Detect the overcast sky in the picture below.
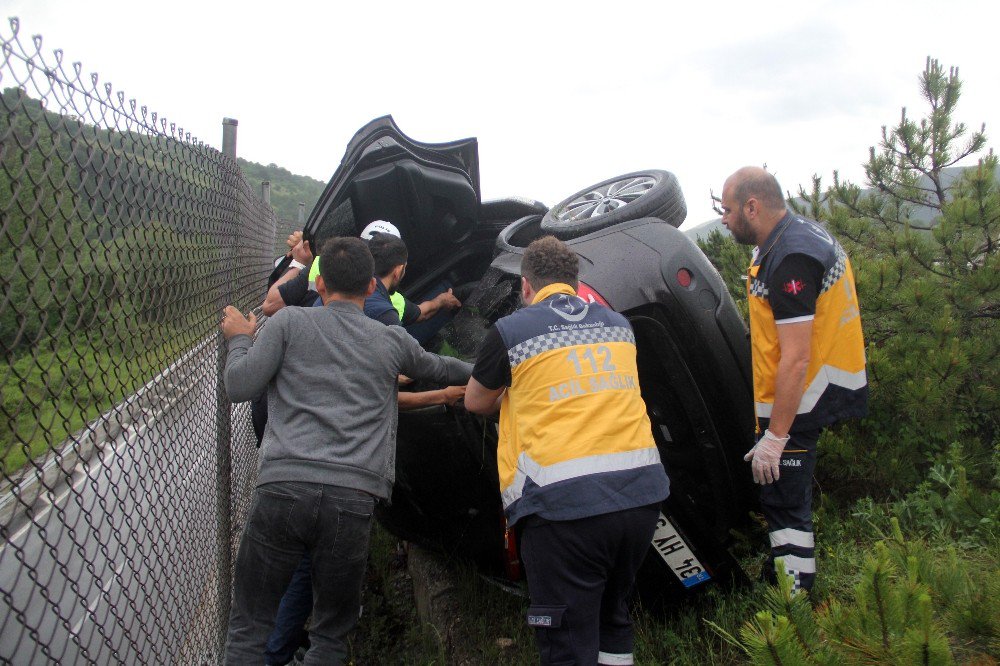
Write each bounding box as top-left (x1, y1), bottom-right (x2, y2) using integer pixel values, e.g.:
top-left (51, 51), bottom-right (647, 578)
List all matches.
top-left (4, 0), bottom-right (998, 229)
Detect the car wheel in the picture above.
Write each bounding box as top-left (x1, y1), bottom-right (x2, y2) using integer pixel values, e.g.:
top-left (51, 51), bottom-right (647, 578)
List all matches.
top-left (494, 214), bottom-right (543, 255)
top-left (540, 170), bottom-right (686, 240)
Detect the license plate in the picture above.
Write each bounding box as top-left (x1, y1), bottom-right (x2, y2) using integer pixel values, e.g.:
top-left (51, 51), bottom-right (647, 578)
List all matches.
top-left (651, 512), bottom-right (711, 588)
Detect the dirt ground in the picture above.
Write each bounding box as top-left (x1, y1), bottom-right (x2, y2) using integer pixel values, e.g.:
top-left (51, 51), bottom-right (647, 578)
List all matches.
top-left (349, 531), bottom-right (533, 665)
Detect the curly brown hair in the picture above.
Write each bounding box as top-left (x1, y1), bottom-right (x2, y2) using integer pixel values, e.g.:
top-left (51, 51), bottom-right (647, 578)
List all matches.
top-left (521, 235), bottom-right (579, 291)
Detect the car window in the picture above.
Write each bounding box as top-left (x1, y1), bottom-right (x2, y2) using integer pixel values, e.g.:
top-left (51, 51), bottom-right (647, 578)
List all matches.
top-left (314, 197), bottom-right (357, 252)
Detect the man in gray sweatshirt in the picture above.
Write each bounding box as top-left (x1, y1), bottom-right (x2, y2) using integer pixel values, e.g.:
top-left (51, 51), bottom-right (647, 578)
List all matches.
top-left (220, 236), bottom-right (472, 665)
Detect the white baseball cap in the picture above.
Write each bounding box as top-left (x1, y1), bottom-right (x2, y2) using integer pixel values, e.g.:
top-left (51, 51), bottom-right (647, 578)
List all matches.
top-left (360, 220), bottom-right (401, 240)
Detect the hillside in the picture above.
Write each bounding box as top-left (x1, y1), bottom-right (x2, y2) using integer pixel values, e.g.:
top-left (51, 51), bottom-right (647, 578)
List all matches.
top-left (237, 159), bottom-right (325, 224)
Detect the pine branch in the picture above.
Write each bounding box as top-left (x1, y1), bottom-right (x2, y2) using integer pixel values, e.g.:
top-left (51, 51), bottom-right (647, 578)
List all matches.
top-left (965, 304), bottom-right (1000, 320)
top-left (905, 247), bottom-right (955, 279)
top-left (772, 563), bottom-right (818, 658)
top-left (873, 552), bottom-right (891, 650)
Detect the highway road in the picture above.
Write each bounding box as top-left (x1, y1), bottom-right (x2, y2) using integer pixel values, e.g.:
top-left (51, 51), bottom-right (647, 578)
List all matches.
top-left (0, 341), bottom-right (260, 664)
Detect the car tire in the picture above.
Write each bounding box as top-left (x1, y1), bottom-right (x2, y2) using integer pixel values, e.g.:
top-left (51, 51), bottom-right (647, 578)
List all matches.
top-left (494, 214), bottom-right (543, 255)
top-left (540, 170), bottom-right (686, 240)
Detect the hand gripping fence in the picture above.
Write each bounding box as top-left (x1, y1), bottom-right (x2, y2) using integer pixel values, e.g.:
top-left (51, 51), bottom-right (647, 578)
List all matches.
top-left (0, 18), bottom-right (286, 663)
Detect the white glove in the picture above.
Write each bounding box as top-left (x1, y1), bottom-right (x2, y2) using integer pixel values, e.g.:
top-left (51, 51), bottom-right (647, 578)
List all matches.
top-left (744, 430), bottom-right (790, 485)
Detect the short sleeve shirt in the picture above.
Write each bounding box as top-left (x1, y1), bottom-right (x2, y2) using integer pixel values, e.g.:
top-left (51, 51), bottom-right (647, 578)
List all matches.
top-left (277, 270), bottom-right (318, 308)
top-left (765, 253), bottom-right (824, 323)
top-left (471, 326), bottom-right (511, 390)
top-left (399, 297), bottom-right (420, 326)
top-left (364, 280), bottom-right (401, 326)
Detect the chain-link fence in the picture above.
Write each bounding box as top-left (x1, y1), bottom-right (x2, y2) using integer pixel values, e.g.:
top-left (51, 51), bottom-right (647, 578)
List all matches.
top-left (0, 18), bottom-right (278, 663)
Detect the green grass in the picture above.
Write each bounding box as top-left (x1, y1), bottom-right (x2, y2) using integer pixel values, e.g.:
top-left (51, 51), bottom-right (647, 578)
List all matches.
top-left (349, 523), bottom-right (448, 664)
top-left (356, 488), bottom-right (999, 665)
top-left (633, 587), bottom-right (765, 665)
top-left (352, 522), bottom-right (761, 665)
top-left (440, 564), bottom-right (536, 664)
top-left (1, 327), bottom-right (198, 476)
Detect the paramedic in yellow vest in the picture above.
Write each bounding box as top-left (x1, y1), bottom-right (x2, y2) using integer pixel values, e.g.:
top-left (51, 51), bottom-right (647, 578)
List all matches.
top-left (718, 166), bottom-right (868, 593)
top-left (465, 236), bottom-right (670, 666)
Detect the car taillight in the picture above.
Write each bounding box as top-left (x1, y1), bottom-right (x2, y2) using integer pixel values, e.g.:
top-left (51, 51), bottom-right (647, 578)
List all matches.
top-left (503, 522), bottom-right (523, 581)
top-left (676, 268), bottom-right (693, 288)
top-left (577, 281), bottom-right (610, 307)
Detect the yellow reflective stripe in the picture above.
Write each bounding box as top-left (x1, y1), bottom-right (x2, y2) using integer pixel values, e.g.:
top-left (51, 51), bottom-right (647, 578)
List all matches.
top-left (501, 447), bottom-right (662, 507)
top-left (390, 291), bottom-right (406, 320)
top-left (307, 257), bottom-right (320, 291)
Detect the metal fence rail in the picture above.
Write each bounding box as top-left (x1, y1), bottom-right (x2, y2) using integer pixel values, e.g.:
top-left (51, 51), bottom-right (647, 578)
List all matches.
top-left (0, 18), bottom-right (271, 663)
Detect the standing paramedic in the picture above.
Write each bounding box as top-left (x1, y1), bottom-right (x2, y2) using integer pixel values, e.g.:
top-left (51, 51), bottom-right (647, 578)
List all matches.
top-left (718, 166), bottom-right (868, 593)
top-left (219, 237), bottom-right (472, 665)
top-left (464, 236), bottom-right (670, 666)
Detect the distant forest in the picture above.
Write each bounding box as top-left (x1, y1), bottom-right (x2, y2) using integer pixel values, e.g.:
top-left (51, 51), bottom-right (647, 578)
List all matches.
top-left (0, 86), bottom-right (309, 465)
top-left (237, 159), bottom-right (324, 225)
top-left (0, 87), bottom-right (302, 354)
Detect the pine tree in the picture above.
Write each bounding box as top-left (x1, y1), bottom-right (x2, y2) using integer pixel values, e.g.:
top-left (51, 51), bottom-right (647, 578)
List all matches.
top-left (697, 228), bottom-right (751, 319)
top-left (716, 533), bottom-right (958, 665)
top-left (789, 58), bottom-right (999, 493)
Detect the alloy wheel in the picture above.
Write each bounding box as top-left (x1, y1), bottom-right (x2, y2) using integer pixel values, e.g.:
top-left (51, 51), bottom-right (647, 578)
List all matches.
top-left (553, 175), bottom-right (658, 223)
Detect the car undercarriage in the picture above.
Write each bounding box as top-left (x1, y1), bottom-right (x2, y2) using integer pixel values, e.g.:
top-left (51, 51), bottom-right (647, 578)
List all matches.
top-left (299, 116), bottom-right (758, 598)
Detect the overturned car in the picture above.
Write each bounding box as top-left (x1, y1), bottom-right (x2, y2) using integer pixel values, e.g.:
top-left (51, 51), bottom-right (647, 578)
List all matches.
top-left (293, 117), bottom-right (757, 595)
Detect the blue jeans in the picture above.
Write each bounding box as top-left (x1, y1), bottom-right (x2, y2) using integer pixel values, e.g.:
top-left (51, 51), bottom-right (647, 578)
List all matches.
top-left (225, 482), bottom-right (375, 665)
top-left (265, 554), bottom-right (312, 665)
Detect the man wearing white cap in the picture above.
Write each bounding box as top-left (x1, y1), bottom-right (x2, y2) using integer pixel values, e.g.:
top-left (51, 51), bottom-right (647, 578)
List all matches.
top-left (360, 219), bottom-right (399, 239)
top-left (262, 220), bottom-right (406, 315)
top-left (353, 221), bottom-right (415, 323)
top-left (363, 229), bottom-right (461, 333)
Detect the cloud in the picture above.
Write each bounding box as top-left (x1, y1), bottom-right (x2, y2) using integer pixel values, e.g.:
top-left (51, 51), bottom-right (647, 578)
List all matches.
top-left (694, 18), bottom-right (890, 123)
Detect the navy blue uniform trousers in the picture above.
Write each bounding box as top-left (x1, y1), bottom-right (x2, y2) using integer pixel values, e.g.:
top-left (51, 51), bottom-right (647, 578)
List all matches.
top-left (759, 428), bottom-right (821, 592)
top-left (519, 504), bottom-right (659, 666)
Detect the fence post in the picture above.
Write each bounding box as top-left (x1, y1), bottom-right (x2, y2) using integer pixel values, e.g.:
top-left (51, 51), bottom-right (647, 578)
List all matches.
top-left (261, 181), bottom-right (271, 206)
top-left (215, 117), bottom-right (239, 659)
top-left (298, 202), bottom-right (305, 226)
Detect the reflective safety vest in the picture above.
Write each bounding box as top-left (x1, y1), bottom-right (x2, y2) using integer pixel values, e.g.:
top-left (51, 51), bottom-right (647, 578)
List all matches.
top-left (494, 283), bottom-right (669, 526)
top-left (747, 214), bottom-right (868, 430)
top-left (390, 292), bottom-right (406, 321)
top-left (308, 257), bottom-right (321, 292)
